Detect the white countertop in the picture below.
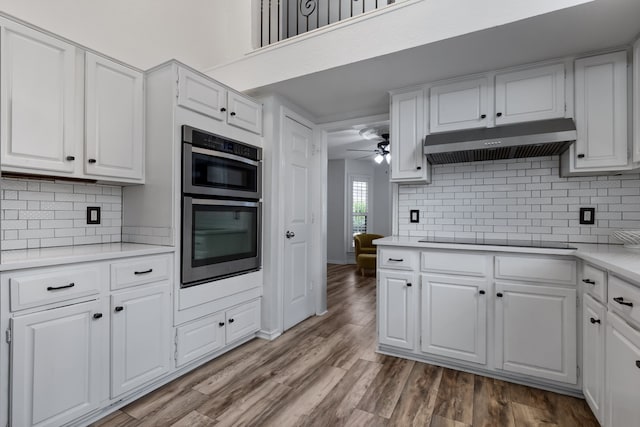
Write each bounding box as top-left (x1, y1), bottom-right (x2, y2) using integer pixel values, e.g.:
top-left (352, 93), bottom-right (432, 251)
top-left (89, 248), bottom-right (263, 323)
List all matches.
top-left (0, 243), bottom-right (175, 271)
top-left (374, 236), bottom-right (640, 285)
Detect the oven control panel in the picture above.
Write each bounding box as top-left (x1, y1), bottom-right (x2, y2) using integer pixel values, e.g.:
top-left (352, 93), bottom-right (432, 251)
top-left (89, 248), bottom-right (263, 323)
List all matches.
top-left (183, 126), bottom-right (261, 161)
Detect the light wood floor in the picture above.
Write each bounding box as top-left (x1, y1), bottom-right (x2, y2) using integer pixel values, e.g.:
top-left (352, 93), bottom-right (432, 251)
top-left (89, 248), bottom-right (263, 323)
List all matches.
top-left (94, 264), bottom-right (599, 427)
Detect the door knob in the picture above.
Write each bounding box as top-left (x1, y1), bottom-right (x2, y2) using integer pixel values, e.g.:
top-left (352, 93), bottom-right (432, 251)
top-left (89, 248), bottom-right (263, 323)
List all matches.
top-left (286, 230), bottom-right (295, 239)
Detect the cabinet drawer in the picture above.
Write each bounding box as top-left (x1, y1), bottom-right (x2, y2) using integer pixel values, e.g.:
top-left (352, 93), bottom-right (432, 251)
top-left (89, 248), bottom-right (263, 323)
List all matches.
top-left (495, 256), bottom-right (576, 285)
top-left (10, 265), bottom-right (101, 311)
top-left (226, 299), bottom-right (261, 344)
top-left (582, 263), bottom-right (607, 303)
top-left (110, 254), bottom-right (171, 290)
top-left (379, 248), bottom-right (418, 270)
top-left (608, 275), bottom-right (640, 327)
top-left (421, 251), bottom-right (487, 277)
top-left (176, 312), bottom-right (226, 368)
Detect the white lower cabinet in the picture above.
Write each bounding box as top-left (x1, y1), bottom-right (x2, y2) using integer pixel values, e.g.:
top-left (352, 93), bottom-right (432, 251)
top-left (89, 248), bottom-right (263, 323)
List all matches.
top-left (111, 282), bottom-right (171, 398)
top-left (606, 312), bottom-right (640, 427)
top-left (421, 274), bottom-right (487, 364)
top-left (226, 299), bottom-right (261, 343)
top-left (378, 270), bottom-right (417, 350)
top-left (583, 294), bottom-right (605, 424)
top-left (494, 281), bottom-right (577, 384)
top-left (11, 300), bottom-right (105, 427)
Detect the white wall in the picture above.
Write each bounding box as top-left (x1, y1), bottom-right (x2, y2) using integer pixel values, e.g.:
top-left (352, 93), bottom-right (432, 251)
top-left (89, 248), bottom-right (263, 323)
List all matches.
top-left (327, 158), bottom-right (392, 264)
top-left (0, 0), bottom-right (253, 70)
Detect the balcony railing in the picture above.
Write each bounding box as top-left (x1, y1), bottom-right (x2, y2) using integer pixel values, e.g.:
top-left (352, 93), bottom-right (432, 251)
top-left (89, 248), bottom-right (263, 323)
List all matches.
top-left (259, 0), bottom-right (398, 47)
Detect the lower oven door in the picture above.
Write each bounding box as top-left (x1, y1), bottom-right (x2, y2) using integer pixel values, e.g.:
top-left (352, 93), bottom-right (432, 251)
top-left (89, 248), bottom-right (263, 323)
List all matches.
top-left (182, 197), bottom-right (261, 287)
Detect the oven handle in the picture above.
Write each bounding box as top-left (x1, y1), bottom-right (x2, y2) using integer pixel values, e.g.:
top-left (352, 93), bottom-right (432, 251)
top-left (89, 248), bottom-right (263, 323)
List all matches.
top-left (190, 198), bottom-right (260, 208)
top-left (191, 146), bottom-right (260, 167)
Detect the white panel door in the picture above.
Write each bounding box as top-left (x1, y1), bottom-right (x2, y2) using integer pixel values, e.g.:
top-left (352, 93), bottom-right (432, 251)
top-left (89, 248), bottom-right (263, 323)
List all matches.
top-left (494, 63), bottom-right (565, 125)
top-left (111, 283), bottom-right (171, 397)
top-left (176, 312), bottom-right (226, 368)
top-left (429, 77), bottom-right (489, 132)
top-left (11, 300), bottom-right (104, 427)
top-left (283, 116), bottom-right (315, 331)
top-left (226, 299), bottom-right (261, 343)
top-left (227, 92), bottom-right (263, 135)
top-left (606, 313), bottom-right (640, 427)
top-left (495, 281), bottom-right (577, 384)
top-left (85, 53), bottom-right (144, 180)
top-left (0, 19), bottom-right (78, 174)
top-left (421, 275), bottom-right (487, 364)
top-left (390, 90), bottom-right (427, 181)
top-left (574, 52), bottom-right (628, 169)
top-left (378, 270), bottom-right (416, 350)
top-left (583, 294), bottom-right (605, 424)
top-left (177, 67), bottom-right (227, 121)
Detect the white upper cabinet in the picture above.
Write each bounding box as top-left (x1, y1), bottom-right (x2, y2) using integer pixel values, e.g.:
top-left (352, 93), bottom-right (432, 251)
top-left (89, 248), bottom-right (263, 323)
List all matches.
top-left (85, 53), bottom-right (144, 181)
top-left (390, 89), bottom-right (429, 183)
top-left (421, 274), bottom-right (487, 365)
top-left (494, 63), bottom-right (565, 125)
top-left (430, 77), bottom-right (489, 133)
top-left (227, 91), bottom-right (263, 135)
top-left (177, 67), bottom-right (227, 121)
top-left (573, 51), bottom-right (628, 170)
top-left (494, 281), bottom-right (577, 384)
top-left (0, 19), bottom-right (79, 174)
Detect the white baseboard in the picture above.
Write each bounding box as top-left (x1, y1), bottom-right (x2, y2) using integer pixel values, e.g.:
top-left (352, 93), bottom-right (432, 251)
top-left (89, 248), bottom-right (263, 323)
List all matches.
top-left (257, 329), bottom-right (282, 340)
top-left (316, 310), bottom-right (328, 316)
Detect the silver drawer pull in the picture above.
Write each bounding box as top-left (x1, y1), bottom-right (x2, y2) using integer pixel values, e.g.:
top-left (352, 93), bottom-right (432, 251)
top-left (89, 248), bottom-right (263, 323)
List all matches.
top-left (47, 283), bottom-right (75, 291)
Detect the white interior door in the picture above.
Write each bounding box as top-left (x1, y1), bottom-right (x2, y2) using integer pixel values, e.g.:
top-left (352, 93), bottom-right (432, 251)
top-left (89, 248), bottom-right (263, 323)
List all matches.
top-left (283, 116), bottom-right (315, 331)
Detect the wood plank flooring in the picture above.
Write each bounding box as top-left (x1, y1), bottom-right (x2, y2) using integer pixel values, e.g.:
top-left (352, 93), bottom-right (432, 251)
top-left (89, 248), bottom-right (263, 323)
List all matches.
top-left (93, 264), bottom-right (598, 427)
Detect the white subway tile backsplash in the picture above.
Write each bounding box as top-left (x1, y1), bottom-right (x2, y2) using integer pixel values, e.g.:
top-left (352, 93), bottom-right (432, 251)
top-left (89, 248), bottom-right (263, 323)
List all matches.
top-left (398, 156), bottom-right (640, 244)
top-left (1, 178), bottom-right (122, 250)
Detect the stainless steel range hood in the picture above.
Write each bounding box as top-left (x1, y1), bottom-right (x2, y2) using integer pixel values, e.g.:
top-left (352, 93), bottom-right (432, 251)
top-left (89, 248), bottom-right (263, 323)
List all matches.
top-left (424, 118), bottom-right (576, 165)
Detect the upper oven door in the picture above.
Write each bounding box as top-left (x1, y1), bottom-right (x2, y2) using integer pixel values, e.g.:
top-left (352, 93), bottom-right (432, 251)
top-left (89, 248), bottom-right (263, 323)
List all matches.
top-left (183, 144), bottom-right (262, 199)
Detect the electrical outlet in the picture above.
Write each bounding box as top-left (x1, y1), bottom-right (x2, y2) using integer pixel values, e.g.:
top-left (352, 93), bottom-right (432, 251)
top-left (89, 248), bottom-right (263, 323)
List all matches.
top-left (410, 210), bottom-right (419, 223)
top-left (579, 207), bottom-right (595, 225)
top-left (87, 206), bottom-right (101, 225)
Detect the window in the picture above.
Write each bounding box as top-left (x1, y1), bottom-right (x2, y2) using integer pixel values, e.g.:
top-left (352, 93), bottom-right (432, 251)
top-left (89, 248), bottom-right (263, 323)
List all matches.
top-left (349, 176), bottom-right (370, 248)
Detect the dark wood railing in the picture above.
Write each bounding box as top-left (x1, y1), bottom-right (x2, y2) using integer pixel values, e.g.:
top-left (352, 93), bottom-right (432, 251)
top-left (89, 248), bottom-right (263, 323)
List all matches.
top-left (260, 0), bottom-right (397, 47)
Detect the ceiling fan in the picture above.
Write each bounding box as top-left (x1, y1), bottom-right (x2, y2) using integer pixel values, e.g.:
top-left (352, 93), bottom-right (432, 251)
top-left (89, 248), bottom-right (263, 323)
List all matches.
top-left (347, 131), bottom-right (391, 164)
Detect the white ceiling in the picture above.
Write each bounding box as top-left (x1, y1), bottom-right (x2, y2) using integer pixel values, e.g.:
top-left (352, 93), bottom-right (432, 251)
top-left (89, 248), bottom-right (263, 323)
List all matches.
top-left (249, 0), bottom-right (640, 124)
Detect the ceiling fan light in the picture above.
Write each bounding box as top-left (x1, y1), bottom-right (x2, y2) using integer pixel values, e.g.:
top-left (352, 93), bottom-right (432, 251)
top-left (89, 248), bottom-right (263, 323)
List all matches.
top-left (385, 153), bottom-right (391, 164)
top-left (374, 154), bottom-right (384, 164)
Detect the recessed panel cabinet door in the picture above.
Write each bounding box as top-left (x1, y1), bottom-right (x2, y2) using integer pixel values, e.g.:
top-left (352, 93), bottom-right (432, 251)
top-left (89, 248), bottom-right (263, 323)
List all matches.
top-left (177, 67), bottom-right (227, 121)
top-left (574, 52), bottom-right (628, 169)
top-left (429, 77), bottom-right (489, 133)
top-left (582, 294), bottom-right (605, 424)
top-left (85, 53), bottom-right (144, 180)
top-left (11, 300), bottom-right (104, 427)
top-left (390, 90), bottom-right (428, 182)
top-left (606, 313), bottom-right (640, 427)
top-left (227, 92), bottom-right (263, 135)
top-left (0, 19), bottom-right (78, 174)
top-left (421, 275), bottom-right (487, 364)
top-left (111, 283), bottom-right (171, 398)
top-left (494, 281), bottom-right (577, 384)
top-left (378, 270), bottom-right (416, 350)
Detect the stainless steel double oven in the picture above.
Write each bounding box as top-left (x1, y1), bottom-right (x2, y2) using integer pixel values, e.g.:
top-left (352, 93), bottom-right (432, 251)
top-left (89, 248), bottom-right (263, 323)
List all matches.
top-left (181, 126), bottom-right (262, 287)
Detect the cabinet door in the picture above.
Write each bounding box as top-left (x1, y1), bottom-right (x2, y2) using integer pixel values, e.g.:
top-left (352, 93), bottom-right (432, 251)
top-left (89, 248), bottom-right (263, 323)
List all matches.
top-left (11, 300), bottom-right (104, 427)
top-left (390, 90), bottom-right (428, 182)
top-left (495, 282), bottom-right (577, 384)
top-left (429, 77), bottom-right (489, 132)
top-left (583, 294), bottom-right (605, 424)
top-left (606, 312), bottom-right (640, 427)
top-left (0, 19), bottom-right (78, 174)
top-left (226, 299), bottom-right (261, 344)
top-left (378, 270), bottom-right (416, 350)
top-left (574, 52), bottom-right (628, 169)
top-left (111, 283), bottom-right (171, 398)
top-left (176, 312), bottom-right (226, 368)
top-left (177, 67), bottom-right (227, 121)
top-left (421, 275), bottom-right (487, 364)
top-left (227, 92), bottom-right (263, 135)
top-left (634, 38), bottom-right (640, 163)
top-left (85, 53), bottom-right (144, 180)
top-left (495, 63), bottom-right (565, 125)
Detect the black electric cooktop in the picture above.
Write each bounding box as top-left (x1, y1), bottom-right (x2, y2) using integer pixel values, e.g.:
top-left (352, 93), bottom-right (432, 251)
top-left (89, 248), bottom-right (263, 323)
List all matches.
top-left (417, 237), bottom-right (576, 250)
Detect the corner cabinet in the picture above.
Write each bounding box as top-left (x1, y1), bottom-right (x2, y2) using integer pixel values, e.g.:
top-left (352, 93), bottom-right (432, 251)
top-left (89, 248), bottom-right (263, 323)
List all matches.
top-left (11, 300), bottom-right (105, 427)
top-left (0, 18), bottom-right (79, 175)
top-left (389, 89), bottom-right (430, 183)
top-left (378, 270), bottom-right (417, 350)
top-left (562, 51), bottom-right (630, 175)
top-left (85, 53), bottom-right (144, 181)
